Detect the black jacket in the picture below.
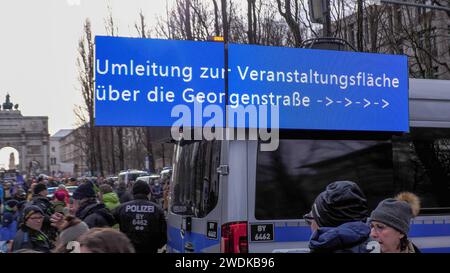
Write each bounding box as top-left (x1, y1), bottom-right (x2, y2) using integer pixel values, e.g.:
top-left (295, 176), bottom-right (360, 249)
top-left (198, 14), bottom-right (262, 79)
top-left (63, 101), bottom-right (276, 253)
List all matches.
top-left (113, 196), bottom-right (167, 253)
top-left (11, 225), bottom-right (53, 253)
top-left (76, 201), bottom-right (115, 228)
top-left (119, 190), bottom-right (134, 204)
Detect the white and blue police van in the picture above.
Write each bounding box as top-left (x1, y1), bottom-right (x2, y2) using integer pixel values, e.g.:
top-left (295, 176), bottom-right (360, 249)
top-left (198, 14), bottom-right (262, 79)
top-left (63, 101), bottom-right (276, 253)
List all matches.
top-left (167, 78), bottom-right (450, 253)
top-left (93, 36), bottom-right (450, 253)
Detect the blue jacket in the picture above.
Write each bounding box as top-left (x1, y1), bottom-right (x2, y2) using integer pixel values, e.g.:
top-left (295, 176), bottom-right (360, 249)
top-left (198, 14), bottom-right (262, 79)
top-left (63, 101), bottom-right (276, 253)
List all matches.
top-left (0, 209), bottom-right (18, 241)
top-left (309, 221), bottom-right (378, 253)
top-left (0, 186), bottom-right (4, 205)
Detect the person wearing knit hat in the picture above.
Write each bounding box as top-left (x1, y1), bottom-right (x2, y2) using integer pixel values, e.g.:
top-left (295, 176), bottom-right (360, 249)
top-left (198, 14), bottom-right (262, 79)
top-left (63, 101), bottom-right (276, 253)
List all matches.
top-left (22, 205), bottom-right (44, 224)
top-left (306, 180), bottom-right (369, 229)
top-left (30, 183), bottom-right (57, 242)
top-left (52, 191), bottom-right (69, 215)
top-left (112, 180), bottom-right (167, 253)
top-left (0, 199), bottom-right (19, 242)
top-left (11, 205), bottom-right (53, 253)
top-left (54, 184), bottom-right (70, 206)
top-left (70, 182), bottom-right (115, 229)
top-left (132, 180), bottom-right (151, 196)
top-left (305, 181), bottom-right (378, 253)
top-left (369, 192), bottom-right (421, 253)
top-left (73, 182), bottom-right (97, 200)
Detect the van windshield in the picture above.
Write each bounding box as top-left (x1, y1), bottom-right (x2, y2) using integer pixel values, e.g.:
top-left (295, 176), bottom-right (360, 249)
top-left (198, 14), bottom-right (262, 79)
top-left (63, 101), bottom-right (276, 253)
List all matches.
top-left (171, 140), bottom-right (221, 217)
top-left (255, 129), bottom-right (450, 220)
top-left (129, 172), bottom-right (146, 182)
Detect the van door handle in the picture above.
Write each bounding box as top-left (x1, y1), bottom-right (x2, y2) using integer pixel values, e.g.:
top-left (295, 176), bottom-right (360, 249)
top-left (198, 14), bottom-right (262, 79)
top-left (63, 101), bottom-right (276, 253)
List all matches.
top-left (217, 165), bottom-right (229, 175)
top-left (184, 242), bottom-right (194, 252)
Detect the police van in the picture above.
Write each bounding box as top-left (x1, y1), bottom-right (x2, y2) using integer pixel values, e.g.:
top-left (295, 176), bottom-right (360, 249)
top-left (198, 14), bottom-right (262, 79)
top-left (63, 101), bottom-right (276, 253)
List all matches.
top-left (118, 170), bottom-right (149, 185)
top-left (167, 78), bottom-right (450, 253)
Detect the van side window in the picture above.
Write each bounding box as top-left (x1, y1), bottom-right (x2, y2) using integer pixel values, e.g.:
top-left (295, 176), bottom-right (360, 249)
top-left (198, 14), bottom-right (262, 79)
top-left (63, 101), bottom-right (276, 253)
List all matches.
top-left (255, 139), bottom-right (394, 220)
top-left (254, 128), bottom-right (450, 220)
top-left (393, 128), bottom-right (450, 211)
top-left (171, 140), bottom-right (221, 217)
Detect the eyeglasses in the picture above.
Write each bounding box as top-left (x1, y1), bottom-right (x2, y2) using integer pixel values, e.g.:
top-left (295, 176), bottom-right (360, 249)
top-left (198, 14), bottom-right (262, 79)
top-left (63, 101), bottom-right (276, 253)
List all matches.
top-left (303, 213), bottom-right (314, 225)
top-left (28, 216), bottom-right (44, 221)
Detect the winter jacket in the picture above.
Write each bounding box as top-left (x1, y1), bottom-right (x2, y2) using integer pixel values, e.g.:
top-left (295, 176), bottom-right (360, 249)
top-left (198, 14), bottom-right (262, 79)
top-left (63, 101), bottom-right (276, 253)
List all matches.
top-left (11, 225), bottom-right (52, 253)
top-left (0, 207), bottom-right (18, 241)
top-left (51, 200), bottom-right (68, 215)
top-left (119, 190), bottom-right (134, 204)
top-left (113, 196), bottom-right (167, 253)
top-left (116, 187), bottom-right (127, 200)
top-left (76, 200), bottom-right (115, 228)
top-left (0, 186), bottom-right (4, 205)
top-left (309, 221), bottom-right (379, 253)
top-left (102, 192), bottom-right (120, 211)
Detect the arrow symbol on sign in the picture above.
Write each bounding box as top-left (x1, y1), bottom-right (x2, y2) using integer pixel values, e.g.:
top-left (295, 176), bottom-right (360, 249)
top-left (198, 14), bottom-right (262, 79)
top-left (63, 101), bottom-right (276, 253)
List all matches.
top-left (344, 98), bottom-right (352, 107)
top-left (363, 98), bottom-right (371, 108)
top-left (382, 99), bottom-right (389, 108)
top-left (325, 97), bottom-right (333, 106)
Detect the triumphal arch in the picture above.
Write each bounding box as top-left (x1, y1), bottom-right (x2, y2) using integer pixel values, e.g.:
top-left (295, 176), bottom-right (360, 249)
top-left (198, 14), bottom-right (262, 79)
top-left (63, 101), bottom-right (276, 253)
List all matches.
top-left (0, 94), bottom-right (49, 174)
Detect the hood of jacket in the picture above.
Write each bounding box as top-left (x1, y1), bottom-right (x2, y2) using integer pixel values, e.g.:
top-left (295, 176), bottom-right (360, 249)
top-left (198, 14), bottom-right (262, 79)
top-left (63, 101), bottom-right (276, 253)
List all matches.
top-left (76, 201), bottom-right (115, 226)
top-left (31, 195), bottom-right (54, 215)
top-left (102, 192), bottom-right (120, 209)
top-left (309, 221), bottom-right (372, 253)
top-left (32, 195), bottom-right (51, 206)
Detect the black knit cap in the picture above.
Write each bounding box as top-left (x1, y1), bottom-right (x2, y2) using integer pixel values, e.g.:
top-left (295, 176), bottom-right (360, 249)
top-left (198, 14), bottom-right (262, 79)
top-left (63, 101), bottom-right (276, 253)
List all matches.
top-left (73, 182), bottom-right (96, 200)
top-left (33, 183), bottom-right (47, 195)
top-left (23, 205), bottom-right (44, 221)
top-left (5, 199), bottom-right (18, 208)
top-left (132, 181), bottom-right (150, 196)
top-left (310, 181), bottom-right (369, 227)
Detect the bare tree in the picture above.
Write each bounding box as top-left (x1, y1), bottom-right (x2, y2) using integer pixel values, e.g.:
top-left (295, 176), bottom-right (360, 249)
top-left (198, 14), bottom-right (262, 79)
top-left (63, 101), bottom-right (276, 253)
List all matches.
top-left (356, 0), bottom-right (364, 51)
top-left (76, 19), bottom-right (96, 176)
top-left (104, 8), bottom-right (125, 173)
top-left (212, 0), bottom-right (221, 36)
top-left (135, 10), bottom-right (156, 172)
top-left (276, 0), bottom-right (302, 47)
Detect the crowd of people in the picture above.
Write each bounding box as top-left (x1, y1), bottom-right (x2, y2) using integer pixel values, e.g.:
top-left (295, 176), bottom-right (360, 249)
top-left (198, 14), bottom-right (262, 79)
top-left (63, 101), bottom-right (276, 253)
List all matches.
top-left (0, 175), bottom-right (168, 253)
top-left (1, 175), bottom-right (421, 253)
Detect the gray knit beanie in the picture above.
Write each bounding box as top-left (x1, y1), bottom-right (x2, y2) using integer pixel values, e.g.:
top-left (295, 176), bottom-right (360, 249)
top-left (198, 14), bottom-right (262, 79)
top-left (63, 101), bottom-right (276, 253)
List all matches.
top-left (369, 192), bottom-right (420, 235)
top-left (59, 221), bottom-right (89, 246)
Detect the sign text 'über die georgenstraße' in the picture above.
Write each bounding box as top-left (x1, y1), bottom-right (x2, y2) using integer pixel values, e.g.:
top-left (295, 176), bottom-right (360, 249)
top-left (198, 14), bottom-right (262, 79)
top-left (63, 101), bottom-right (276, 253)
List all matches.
top-left (95, 36), bottom-right (409, 132)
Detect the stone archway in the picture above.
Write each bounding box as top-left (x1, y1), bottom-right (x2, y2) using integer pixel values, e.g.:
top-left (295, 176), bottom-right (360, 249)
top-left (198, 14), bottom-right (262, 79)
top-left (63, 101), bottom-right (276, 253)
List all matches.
top-left (0, 94), bottom-right (49, 175)
top-left (0, 146), bottom-right (19, 170)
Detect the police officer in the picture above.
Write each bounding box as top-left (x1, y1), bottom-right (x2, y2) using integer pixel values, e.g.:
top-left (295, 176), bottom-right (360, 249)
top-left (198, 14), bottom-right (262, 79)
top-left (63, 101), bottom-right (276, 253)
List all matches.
top-left (112, 181), bottom-right (167, 253)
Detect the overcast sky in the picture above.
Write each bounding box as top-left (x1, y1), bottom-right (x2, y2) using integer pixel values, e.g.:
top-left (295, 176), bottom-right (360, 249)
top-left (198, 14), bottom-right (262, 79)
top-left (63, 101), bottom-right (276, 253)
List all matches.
top-left (0, 0), bottom-right (172, 167)
top-left (0, 0), bottom-right (171, 134)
